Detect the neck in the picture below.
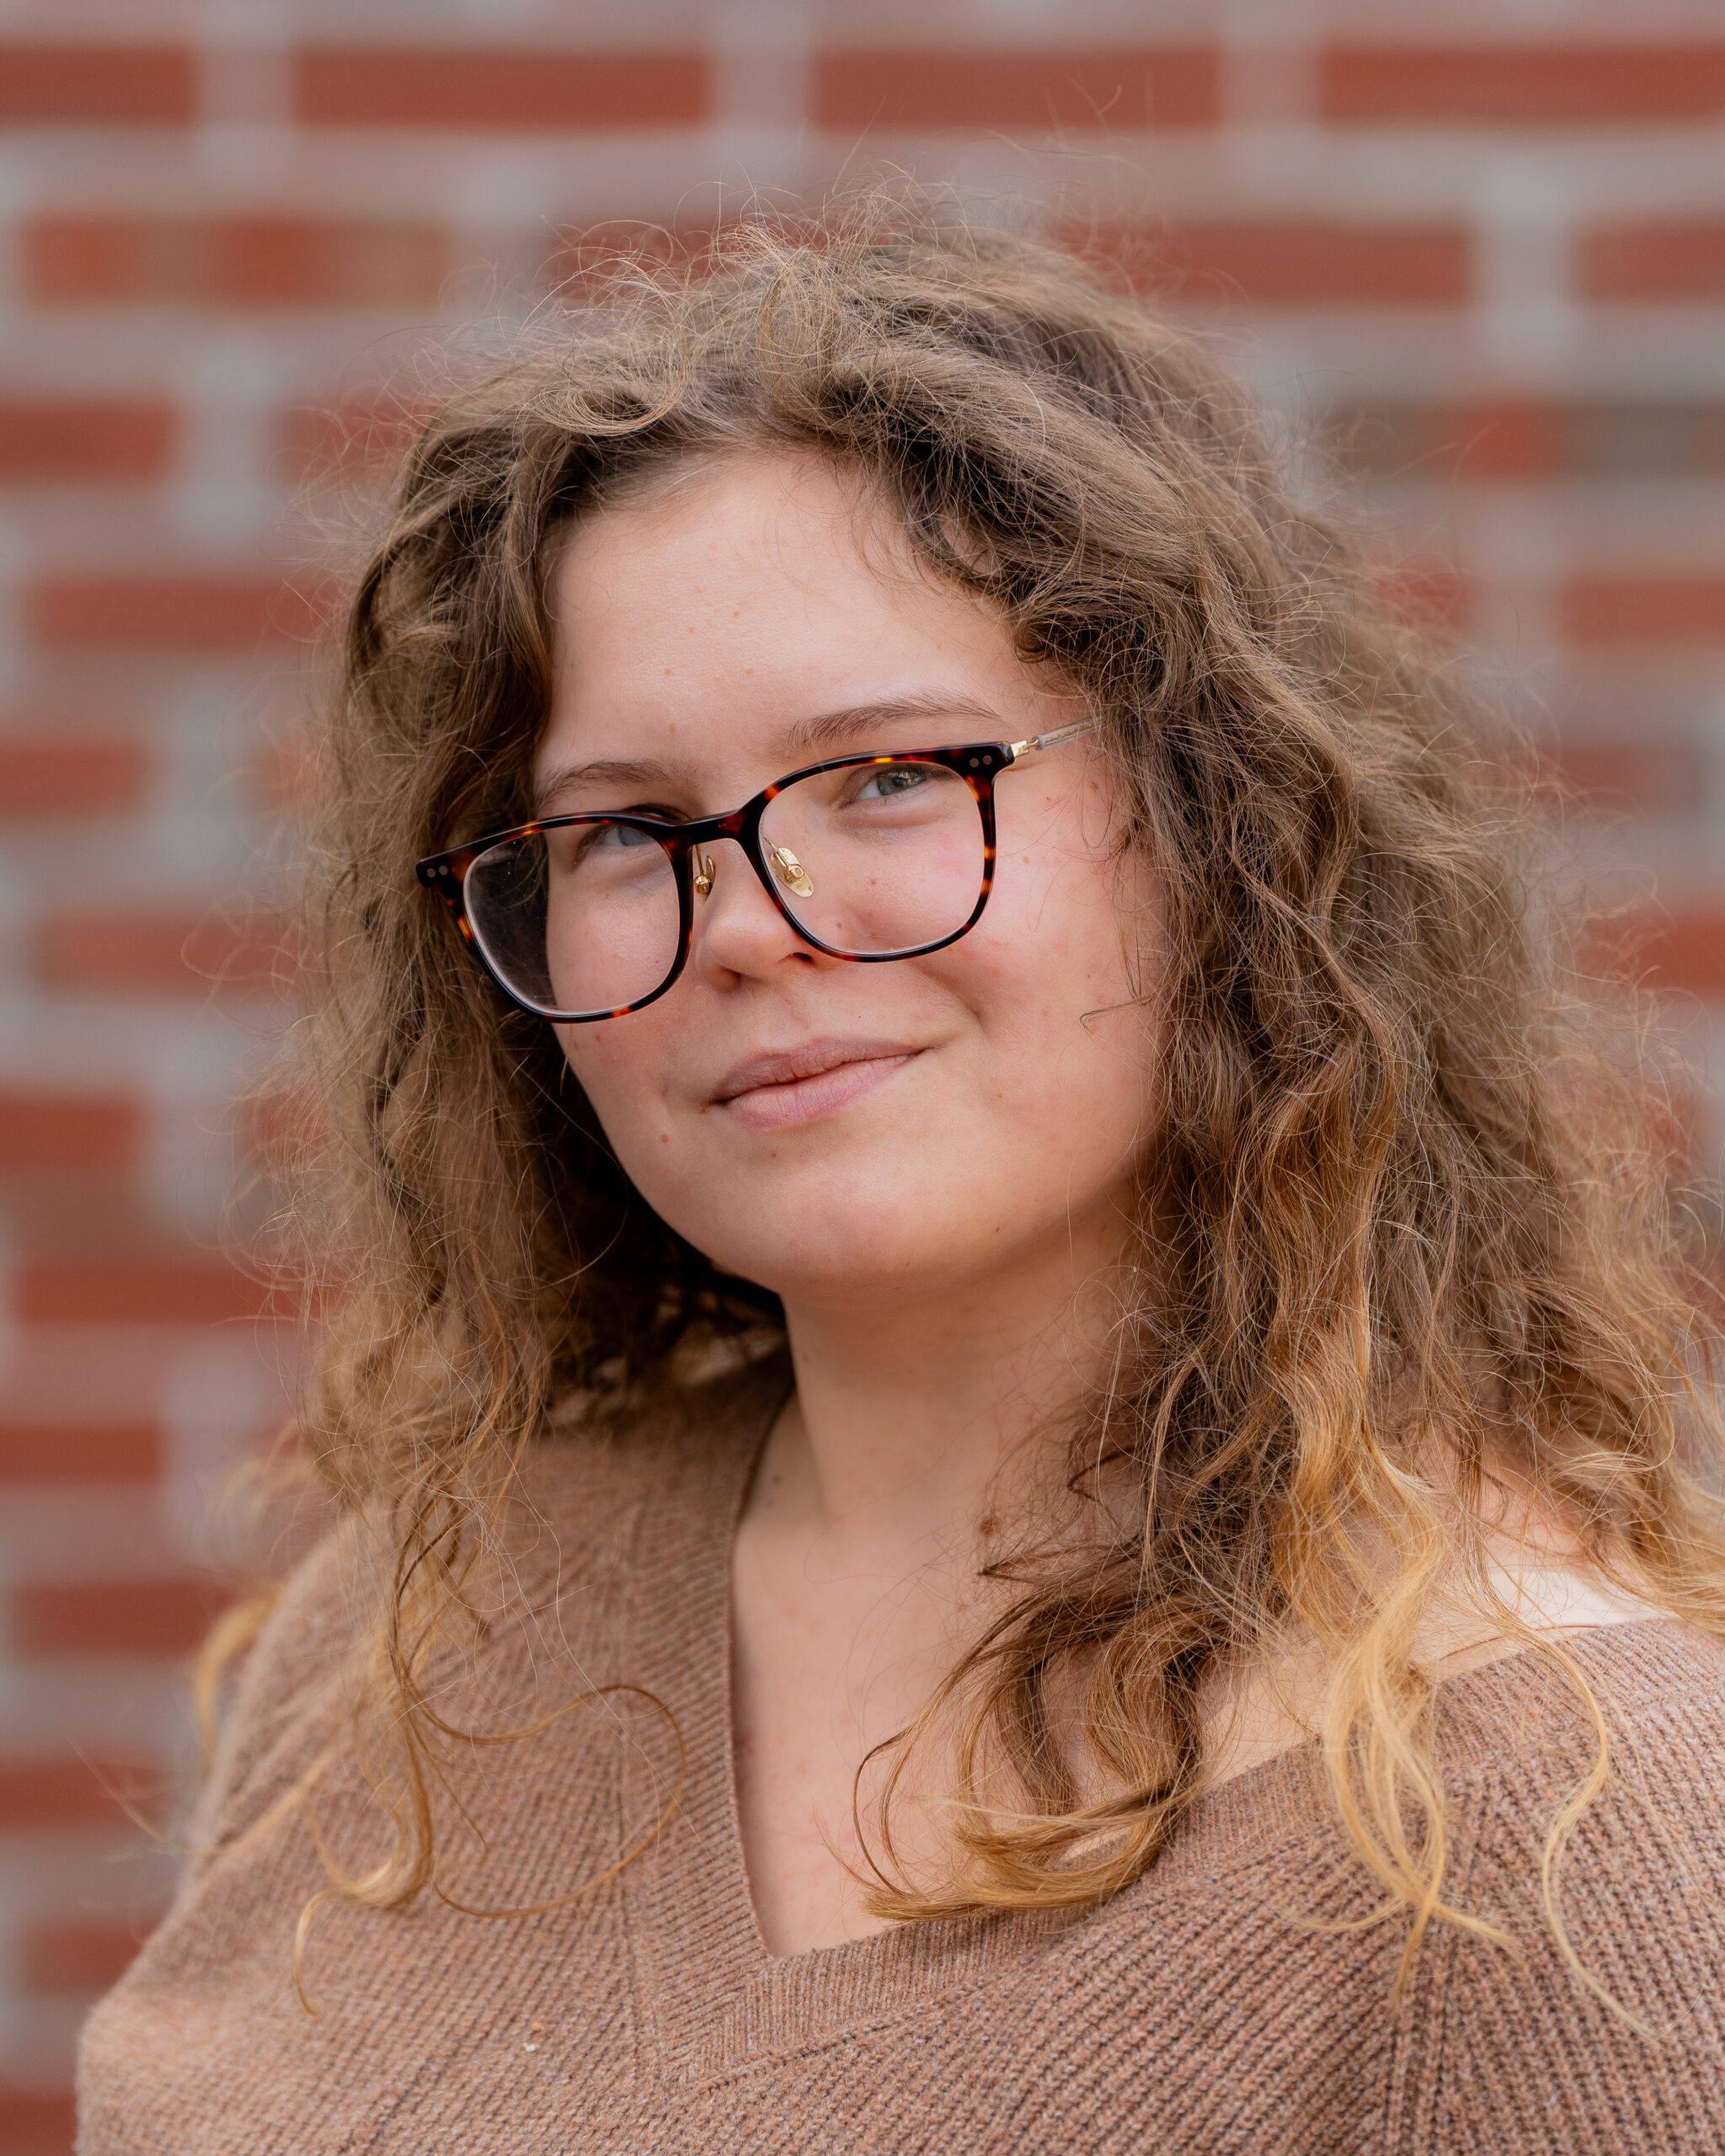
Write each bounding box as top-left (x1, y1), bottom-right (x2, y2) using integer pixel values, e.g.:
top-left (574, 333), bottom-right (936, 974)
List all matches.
top-left (761, 1214), bottom-right (1131, 1566)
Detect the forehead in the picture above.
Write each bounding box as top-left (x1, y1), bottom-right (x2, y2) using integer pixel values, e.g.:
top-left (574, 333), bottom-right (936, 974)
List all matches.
top-left (539, 452), bottom-right (1033, 776)
top-left (558, 449), bottom-right (913, 609)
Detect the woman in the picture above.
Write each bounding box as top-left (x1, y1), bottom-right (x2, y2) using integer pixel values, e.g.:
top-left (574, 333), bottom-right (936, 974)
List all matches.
top-left (80, 219), bottom-right (1725, 2152)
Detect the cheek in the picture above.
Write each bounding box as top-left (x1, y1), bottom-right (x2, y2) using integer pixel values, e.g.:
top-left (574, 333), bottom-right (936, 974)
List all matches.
top-left (973, 851), bottom-right (1160, 1134)
top-left (558, 1019), bottom-right (676, 1153)
top-left (968, 841), bottom-right (1150, 1026)
top-left (879, 977), bottom-right (1140, 1230)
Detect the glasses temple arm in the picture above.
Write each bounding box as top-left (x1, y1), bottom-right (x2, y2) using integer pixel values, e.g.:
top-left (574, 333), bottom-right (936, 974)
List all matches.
top-left (1005, 715), bottom-right (1101, 761)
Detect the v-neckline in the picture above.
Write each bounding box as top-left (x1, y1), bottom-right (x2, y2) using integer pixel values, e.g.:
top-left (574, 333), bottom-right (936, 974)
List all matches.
top-left (619, 1357), bottom-right (1058, 2081)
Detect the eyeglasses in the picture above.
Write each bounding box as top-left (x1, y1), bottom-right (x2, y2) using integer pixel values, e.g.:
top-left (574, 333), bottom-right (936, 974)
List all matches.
top-left (416, 717), bottom-right (1098, 1023)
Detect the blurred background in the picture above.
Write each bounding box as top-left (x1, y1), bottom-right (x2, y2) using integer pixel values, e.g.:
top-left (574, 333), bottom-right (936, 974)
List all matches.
top-left (1, 2), bottom-right (1722, 2145)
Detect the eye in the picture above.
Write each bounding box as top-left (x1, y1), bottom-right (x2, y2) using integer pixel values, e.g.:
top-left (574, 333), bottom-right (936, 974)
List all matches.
top-left (590, 819), bottom-right (663, 848)
top-left (850, 763), bottom-right (934, 803)
top-left (557, 818), bottom-right (667, 872)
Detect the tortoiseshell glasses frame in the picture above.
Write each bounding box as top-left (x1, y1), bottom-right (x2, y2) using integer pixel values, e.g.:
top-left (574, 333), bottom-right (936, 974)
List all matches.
top-left (415, 716), bottom-right (1098, 1023)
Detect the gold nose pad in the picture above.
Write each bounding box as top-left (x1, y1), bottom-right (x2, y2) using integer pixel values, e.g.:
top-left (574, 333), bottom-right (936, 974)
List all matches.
top-left (769, 845), bottom-right (814, 898)
top-left (693, 852), bottom-right (715, 899)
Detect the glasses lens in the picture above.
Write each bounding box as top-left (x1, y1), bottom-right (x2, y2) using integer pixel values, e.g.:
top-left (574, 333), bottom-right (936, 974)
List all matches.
top-left (464, 824), bottom-right (681, 1017)
top-left (760, 760), bottom-right (985, 956)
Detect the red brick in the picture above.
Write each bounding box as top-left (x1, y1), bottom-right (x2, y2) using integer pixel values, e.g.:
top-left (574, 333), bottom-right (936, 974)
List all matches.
top-left (1420, 399), bottom-right (1563, 481)
top-left (815, 46), bottom-right (1218, 130)
top-left (1375, 564), bottom-right (1471, 629)
top-left (28, 575), bottom-right (325, 653)
top-left (0, 43), bottom-right (195, 124)
top-left (25, 214), bottom-right (451, 309)
top-left (36, 906), bottom-right (289, 994)
top-left (1580, 221), bottom-right (1725, 303)
top-left (0, 732), bottom-right (149, 819)
top-left (1332, 400), bottom-right (1564, 483)
top-left (296, 45), bottom-right (707, 128)
top-left (541, 219), bottom-right (724, 300)
top-left (22, 1918), bottom-right (152, 1996)
top-left (1322, 43), bottom-right (1725, 125)
top-left (1082, 220), bottom-right (1470, 307)
top-left (254, 726), bottom-right (326, 813)
top-left (1562, 574), bottom-right (1725, 647)
top-left (13, 1577), bottom-right (230, 1656)
top-left (0, 398), bottom-right (175, 483)
top-left (275, 396), bottom-right (426, 486)
top-left (16, 1255), bottom-right (271, 1326)
top-left (0, 1754), bottom-right (158, 1829)
top-left (0, 1422), bottom-right (159, 1485)
top-left (0, 1091), bottom-right (142, 1172)
top-left (0, 2078), bottom-right (75, 2154)
top-left (1343, 399), bottom-right (1725, 485)
top-left (1551, 741), bottom-right (1706, 815)
top-left (1610, 905), bottom-right (1725, 995)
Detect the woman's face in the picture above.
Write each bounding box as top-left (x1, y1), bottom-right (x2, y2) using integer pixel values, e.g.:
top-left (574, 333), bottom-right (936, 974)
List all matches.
top-left (542, 453), bottom-right (1158, 1315)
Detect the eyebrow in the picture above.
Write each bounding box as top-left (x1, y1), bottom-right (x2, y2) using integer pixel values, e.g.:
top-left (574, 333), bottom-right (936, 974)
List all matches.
top-left (533, 756), bottom-right (676, 816)
top-left (777, 694), bottom-right (1007, 756)
top-left (531, 694), bottom-right (1009, 817)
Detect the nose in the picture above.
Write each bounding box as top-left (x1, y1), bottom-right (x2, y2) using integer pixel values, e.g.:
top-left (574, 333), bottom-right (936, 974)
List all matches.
top-left (690, 835), bottom-right (820, 989)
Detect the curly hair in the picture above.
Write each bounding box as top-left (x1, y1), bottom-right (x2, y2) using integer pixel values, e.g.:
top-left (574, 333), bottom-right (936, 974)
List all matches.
top-left (264, 206), bottom-right (1725, 1993)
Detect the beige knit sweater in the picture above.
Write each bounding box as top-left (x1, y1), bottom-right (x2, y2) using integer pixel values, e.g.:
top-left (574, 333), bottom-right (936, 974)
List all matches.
top-left (80, 1356), bottom-right (1725, 2153)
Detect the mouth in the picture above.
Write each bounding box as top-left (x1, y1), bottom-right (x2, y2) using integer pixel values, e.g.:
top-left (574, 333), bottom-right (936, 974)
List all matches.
top-left (710, 1038), bottom-right (921, 1132)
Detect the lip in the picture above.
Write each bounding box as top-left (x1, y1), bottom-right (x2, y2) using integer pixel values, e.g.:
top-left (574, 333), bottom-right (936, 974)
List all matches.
top-left (710, 1037), bottom-right (921, 1132)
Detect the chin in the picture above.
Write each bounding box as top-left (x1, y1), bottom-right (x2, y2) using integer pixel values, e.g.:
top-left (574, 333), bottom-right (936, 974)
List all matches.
top-left (687, 1210), bottom-right (999, 1312)
top-left (696, 1242), bottom-right (921, 1309)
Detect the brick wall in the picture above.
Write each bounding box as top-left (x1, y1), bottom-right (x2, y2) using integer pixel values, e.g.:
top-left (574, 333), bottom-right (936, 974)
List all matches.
top-left (3, 3), bottom-right (1722, 2144)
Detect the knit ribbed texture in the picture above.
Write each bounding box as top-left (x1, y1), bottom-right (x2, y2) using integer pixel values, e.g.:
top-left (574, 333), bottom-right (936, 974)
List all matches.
top-left (78, 1357), bottom-right (1725, 2152)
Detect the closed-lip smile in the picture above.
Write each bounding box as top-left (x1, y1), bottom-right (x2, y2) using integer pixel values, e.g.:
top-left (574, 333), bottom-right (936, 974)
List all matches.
top-left (710, 1038), bottom-right (921, 1130)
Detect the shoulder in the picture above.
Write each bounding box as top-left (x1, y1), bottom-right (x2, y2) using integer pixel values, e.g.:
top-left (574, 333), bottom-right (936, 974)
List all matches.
top-left (1434, 1620), bottom-right (1725, 1947)
top-left (243, 1341), bottom-right (788, 1634)
top-left (1171, 1618), bottom-right (1725, 1913)
top-left (1391, 1624), bottom-right (1725, 2152)
top-left (1060, 1624), bottom-right (1725, 2152)
top-left (198, 1346), bottom-right (792, 1829)
top-left (1434, 1617), bottom-right (1725, 1796)
top-left (180, 1509), bottom-right (386, 1858)
top-left (1430, 1622), bottom-right (1725, 1993)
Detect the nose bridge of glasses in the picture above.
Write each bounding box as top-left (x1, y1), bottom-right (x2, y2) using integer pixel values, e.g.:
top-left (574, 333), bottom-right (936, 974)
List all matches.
top-left (658, 797), bottom-right (748, 905)
top-left (684, 824), bottom-right (785, 915)
top-left (688, 841), bottom-right (811, 902)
